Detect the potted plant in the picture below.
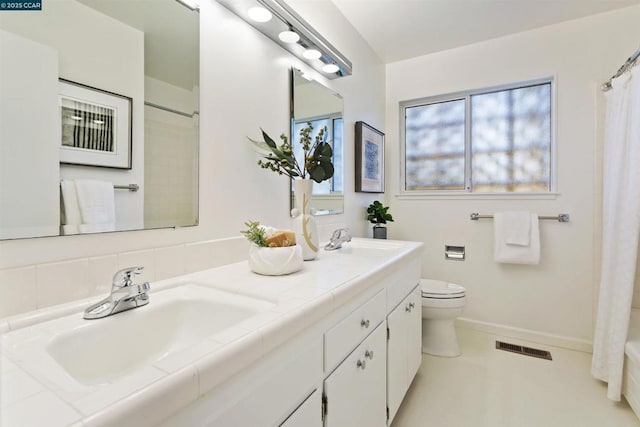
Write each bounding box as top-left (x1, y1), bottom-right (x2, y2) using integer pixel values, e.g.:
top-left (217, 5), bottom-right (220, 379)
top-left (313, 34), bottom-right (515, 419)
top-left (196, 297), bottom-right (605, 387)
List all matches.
top-left (241, 220), bottom-right (302, 275)
top-left (367, 200), bottom-right (394, 239)
top-left (248, 123), bottom-right (334, 184)
top-left (249, 123), bottom-right (334, 260)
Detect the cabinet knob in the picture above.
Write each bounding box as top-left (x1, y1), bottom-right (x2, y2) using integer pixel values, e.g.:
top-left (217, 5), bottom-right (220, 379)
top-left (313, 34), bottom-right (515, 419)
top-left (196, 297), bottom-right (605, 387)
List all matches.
top-left (406, 302), bottom-right (416, 312)
top-left (365, 349), bottom-right (374, 360)
top-left (357, 359), bottom-right (366, 370)
top-left (360, 319), bottom-right (370, 328)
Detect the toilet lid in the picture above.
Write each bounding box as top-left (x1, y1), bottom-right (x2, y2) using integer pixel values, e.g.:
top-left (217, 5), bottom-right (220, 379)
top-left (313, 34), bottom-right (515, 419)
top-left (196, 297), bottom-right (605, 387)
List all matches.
top-left (421, 279), bottom-right (466, 298)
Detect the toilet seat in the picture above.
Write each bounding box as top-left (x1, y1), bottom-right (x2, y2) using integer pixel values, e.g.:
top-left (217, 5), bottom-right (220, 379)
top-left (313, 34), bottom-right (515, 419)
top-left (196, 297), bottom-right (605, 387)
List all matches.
top-left (421, 279), bottom-right (465, 299)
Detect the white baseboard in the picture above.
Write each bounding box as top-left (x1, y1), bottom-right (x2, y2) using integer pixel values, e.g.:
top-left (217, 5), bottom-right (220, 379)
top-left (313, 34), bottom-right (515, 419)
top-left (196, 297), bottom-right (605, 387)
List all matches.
top-left (455, 317), bottom-right (593, 354)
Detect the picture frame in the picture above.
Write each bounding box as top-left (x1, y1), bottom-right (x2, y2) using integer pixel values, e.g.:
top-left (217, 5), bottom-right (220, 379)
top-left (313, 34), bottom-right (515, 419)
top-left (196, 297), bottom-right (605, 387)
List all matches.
top-left (355, 121), bottom-right (385, 193)
top-left (58, 79), bottom-right (132, 169)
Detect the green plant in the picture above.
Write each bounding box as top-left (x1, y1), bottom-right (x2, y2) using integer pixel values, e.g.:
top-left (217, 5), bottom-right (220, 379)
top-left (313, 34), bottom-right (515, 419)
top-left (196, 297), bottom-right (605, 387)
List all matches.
top-left (240, 220), bottom-right (268, 247)
top-left (248, 122), bottom-right (334, 183)
top-left (367, 201), bottom-right (394, 225)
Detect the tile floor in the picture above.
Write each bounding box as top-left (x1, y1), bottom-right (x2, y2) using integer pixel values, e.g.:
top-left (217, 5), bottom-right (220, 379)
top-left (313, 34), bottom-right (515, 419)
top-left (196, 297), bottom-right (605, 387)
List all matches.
top-left (392, 326), bottom-right (640, 427)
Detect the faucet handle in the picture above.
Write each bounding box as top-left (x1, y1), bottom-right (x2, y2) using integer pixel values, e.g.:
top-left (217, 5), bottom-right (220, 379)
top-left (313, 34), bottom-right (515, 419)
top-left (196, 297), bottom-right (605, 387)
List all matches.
top-left (112, 266), bottom-right (144, 288)
top-left (331, 228), bottom-right (351, 240)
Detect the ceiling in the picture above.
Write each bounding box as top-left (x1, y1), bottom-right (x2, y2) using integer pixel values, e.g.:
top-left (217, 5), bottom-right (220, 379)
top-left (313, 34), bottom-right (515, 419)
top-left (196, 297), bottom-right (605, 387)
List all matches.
top-left (330, 0), bottom-right (640, 63)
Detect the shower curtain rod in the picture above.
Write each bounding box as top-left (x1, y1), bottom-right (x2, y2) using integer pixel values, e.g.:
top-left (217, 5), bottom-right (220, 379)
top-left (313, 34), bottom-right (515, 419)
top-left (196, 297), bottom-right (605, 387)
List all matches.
top-left (601, 46), bottom-right (640, 92)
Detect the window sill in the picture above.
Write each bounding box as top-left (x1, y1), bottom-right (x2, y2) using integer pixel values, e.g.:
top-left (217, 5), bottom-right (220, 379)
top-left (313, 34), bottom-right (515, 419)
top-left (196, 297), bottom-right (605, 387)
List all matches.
top-left (394, 192), bottom-right (560, 201)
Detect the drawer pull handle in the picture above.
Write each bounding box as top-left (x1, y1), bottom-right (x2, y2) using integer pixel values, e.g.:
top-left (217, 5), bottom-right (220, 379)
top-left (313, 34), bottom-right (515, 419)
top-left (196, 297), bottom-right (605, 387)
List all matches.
top-left (365, 350), bottom-right (374, 360)
top-left (357, 359), bottom-right (366, 370)
top-left (409, 302), bottom-right (415, 309)
top-left (360, 319), bottom-right (370, 328)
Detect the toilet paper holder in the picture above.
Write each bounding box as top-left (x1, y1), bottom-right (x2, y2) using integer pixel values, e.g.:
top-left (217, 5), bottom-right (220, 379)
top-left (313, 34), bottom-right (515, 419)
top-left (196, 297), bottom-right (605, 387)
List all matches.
top-left (445, 245), bottom-right (465, 261)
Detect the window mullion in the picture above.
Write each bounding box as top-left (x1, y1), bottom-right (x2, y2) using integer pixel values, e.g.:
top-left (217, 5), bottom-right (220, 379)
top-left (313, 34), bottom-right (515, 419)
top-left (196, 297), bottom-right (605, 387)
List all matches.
top-left (465, 94), bottom-right (472, 192)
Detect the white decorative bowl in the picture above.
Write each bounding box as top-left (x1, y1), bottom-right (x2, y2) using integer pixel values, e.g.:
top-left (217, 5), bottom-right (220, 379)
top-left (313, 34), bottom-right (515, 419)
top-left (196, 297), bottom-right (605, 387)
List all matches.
top-left (248, 244), bottom-right (303, 276)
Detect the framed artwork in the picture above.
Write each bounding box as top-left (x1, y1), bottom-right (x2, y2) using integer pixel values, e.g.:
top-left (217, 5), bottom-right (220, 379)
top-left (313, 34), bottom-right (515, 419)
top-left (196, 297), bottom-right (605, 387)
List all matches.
top-left (59, 79), bottom-right (132, 169)
top-left (355, 121), bottom-right (385, 193)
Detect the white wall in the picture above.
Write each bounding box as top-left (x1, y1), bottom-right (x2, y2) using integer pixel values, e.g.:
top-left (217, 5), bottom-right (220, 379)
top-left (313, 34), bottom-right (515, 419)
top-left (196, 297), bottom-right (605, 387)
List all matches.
top-left (0, 0), bottom-right (146, 232)
top-left (0, 0), bottom-right (385, 315)
top-left (385, 6), bottom-right (640, 342)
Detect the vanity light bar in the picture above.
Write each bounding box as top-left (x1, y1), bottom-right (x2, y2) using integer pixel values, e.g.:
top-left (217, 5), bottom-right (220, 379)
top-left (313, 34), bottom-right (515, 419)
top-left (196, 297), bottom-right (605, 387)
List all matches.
top-left (176, 0), bottom-right (200, 11)
top-left (216, 0), bottom-right (352, 79)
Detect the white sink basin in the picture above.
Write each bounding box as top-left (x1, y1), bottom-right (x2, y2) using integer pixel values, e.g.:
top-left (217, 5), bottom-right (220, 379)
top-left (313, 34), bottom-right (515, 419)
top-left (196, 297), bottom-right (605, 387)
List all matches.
top-left (333, 238), bottom-right (404, 257)
top-left (44, 284), bottom-right (274, 385)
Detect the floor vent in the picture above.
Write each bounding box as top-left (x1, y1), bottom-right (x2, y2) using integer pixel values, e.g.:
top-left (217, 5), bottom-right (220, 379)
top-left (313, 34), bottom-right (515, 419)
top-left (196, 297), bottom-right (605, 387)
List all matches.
top-left (495, 341), bottom-right (552, 361)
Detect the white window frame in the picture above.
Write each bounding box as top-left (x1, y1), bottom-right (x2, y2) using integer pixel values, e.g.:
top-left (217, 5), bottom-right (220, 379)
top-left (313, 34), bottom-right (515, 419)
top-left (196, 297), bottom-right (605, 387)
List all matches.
top-left (398, 77), bottom-right (557, 199)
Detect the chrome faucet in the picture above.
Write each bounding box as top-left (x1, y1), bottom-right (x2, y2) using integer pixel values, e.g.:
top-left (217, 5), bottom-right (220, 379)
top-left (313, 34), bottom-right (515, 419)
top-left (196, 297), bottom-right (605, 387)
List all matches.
top-left (324, 228), bottom-right (352, 250)
top-left (83, 266), bottom-right (150, 320)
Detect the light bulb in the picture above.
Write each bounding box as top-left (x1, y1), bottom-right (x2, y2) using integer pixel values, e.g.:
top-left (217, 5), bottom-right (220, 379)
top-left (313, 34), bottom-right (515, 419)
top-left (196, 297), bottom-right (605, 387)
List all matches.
top-left (247, 6), bottom-right (272, 22)
top-left (278, 30), bottom-right (300, 43)
top-left (303, 49), bottom-right (321, 60)
top-left (322, 63), bottom-right (339, 73)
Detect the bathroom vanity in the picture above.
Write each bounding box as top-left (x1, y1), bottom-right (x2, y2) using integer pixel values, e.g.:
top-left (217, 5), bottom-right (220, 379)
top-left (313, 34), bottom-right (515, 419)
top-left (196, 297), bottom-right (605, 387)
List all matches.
top-left (0, 238), bottom-right (423, 426)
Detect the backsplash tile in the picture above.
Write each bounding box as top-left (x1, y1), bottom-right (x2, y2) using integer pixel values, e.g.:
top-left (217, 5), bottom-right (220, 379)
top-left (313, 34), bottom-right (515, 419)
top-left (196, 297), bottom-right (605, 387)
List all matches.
top-left (0, 266), bottom-right (37, 318)
top-left (36, 259), bottom-right (91, 309)
top-left (154, 245), bottom-right (186, 281)
top-left (88, 255), bottom-right (118, 296)
top-left (184, 240), bottom-right (219, 273)
top-left (0, 237), bottom-right (250, 319)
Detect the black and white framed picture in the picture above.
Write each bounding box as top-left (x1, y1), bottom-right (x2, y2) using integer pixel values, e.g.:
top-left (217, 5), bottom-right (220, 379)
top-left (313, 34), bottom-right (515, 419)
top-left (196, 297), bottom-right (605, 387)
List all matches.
top-left (355, 121), bottom-right (385, 193)
top-left (59, 79), bottom-right (132, 169)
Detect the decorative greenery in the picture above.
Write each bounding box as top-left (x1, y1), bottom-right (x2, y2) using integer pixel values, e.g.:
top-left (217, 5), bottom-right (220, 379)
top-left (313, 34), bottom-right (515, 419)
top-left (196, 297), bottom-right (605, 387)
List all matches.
top-left (241, 220), bottom-right (268, 247)
top-left (367, 201), bottom-right (394, 225)
top-left (249, 122), bottom-right (334, 183)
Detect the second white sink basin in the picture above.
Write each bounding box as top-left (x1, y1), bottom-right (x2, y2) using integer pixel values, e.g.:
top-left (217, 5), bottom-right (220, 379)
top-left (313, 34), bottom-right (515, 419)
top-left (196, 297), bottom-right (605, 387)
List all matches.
top-left (334, 238), bottom-right (404, 257)
top-left (45, 284), bottom-right (274, 385)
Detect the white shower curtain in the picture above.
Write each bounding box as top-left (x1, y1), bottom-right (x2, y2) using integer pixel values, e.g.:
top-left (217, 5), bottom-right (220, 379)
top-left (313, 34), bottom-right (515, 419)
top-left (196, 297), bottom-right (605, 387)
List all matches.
top-left (592, 64), bottom-right (640, 401)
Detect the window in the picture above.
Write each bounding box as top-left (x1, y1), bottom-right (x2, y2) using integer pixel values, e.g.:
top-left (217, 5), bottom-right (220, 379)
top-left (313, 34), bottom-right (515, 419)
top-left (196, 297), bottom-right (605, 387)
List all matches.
top-left (402, 79), bottom-right (553, 193)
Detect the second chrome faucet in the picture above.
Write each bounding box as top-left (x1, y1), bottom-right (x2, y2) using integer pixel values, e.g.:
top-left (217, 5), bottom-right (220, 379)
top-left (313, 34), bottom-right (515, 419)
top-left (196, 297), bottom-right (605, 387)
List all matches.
top-left (324, 228), bottom-right (352, 251)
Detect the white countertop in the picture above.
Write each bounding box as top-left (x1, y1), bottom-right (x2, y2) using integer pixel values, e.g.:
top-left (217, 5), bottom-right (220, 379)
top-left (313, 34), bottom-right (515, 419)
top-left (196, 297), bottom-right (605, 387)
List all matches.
top-left (0, 238), bottom-right (423, 427)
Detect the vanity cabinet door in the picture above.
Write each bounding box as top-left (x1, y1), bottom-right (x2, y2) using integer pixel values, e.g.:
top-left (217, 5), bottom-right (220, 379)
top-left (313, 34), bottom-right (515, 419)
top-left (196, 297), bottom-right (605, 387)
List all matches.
top-left (387, 283), bottom-right (422, 423)
top-left (323, 322), bottom-right (387, 427)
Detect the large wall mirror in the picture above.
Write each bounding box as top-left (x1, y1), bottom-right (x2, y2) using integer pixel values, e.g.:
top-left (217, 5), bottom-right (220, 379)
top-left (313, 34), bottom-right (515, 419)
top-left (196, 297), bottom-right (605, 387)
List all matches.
top-left (290, 69), bottom-right (344, 216)
top-left (0, 0), bottom-right (199, 240)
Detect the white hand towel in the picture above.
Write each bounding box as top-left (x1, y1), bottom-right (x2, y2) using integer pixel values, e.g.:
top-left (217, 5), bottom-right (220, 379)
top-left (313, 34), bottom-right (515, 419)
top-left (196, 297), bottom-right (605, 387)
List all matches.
top-left (74, 179), bottom-right (116, 231)
top-left (60, 180), bottom-right (81, 224)
top-left (494, 212), bottom-right (540, 265)
top-left (503, 211), bottom-right (531, 246)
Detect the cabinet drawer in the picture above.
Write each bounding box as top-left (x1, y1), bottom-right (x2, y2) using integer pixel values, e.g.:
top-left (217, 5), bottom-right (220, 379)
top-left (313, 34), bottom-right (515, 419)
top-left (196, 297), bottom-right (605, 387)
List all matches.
top-left (325, 290), bottom-right (386, 372)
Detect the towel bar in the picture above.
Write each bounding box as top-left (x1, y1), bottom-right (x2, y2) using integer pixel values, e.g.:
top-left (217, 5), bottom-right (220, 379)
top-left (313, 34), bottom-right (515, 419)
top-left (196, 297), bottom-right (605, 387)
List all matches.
top-left (470, 213), bottom-right (570, 222)
top-left (114, 184), bottom-right (139, 192)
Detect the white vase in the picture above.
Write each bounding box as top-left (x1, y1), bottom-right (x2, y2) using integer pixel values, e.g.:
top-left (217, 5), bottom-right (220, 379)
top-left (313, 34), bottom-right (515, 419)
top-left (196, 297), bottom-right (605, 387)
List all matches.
top-left (292, 179), bottom-right (319, 261)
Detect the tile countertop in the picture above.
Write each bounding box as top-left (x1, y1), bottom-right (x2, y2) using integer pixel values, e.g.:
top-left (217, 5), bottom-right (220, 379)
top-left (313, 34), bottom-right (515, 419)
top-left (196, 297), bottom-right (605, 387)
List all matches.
top-left (0, 238), bottom-right (423, 427)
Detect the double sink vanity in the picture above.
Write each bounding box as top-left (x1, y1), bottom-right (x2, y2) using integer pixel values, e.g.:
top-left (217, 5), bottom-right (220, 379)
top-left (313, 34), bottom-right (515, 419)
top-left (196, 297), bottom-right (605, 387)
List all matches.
top-left (1, 238), bottom-right (423, 426)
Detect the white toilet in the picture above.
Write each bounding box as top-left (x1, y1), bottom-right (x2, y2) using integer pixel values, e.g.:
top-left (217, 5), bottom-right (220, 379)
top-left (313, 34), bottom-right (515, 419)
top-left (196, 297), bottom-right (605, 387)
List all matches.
top-left (421, 279), bottom-right (466, 357)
